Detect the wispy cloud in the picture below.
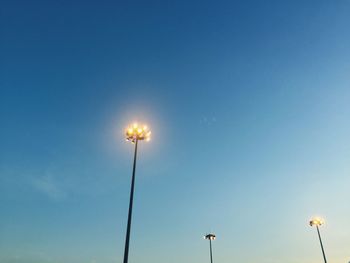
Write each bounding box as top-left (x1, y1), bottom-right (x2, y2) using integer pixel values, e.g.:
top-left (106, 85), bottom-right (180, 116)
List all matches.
top-left (32, 173), bottom-right (67, 201)
top-left (199, 115), bottom-right (217, 126)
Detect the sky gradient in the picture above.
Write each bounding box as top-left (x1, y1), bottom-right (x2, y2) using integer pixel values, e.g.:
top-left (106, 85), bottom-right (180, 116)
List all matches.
top-left (1, 0), bottom-right (350, 262)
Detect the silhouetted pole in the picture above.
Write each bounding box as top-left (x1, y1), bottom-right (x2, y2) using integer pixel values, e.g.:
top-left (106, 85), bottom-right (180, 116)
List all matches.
top-left (309, 217), bottom-right (328, 263)
top-left (316, 225), bottom-right (327, 263)
top-left (123, 123), bottom-right (151, 263)
top-left (204, 233), bottom-right (216, 263)
top-left (209, 238), bottom-right (213, 263)
top-left (123, 139), bottom-right (138, 263)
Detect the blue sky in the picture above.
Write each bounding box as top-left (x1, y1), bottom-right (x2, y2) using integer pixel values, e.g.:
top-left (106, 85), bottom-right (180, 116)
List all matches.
top-left (1, 0), bottom-right (350, 262)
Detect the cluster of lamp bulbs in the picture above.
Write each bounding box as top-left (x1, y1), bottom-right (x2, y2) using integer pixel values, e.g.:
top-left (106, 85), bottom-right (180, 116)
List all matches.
top-left (204, 234), bottom-right (216, 240)
top-left (309, 217), bottom-right (324, 227)
top-left (125, 123), bottom-right (151, 143)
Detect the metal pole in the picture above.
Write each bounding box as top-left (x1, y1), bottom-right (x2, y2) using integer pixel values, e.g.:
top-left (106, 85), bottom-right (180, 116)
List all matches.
top-left (316, 225), bottom-right (328, 263)
top-left (123, 139), bottom-right (138, 263)
top-left (209, 239), bottom-right (213, 263)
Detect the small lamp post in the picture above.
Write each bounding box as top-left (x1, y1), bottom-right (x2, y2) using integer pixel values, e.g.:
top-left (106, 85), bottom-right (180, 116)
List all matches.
top-left (204, 233), bottom-right (216, 263)
top-left (309, 217), bottom-right (328, 263)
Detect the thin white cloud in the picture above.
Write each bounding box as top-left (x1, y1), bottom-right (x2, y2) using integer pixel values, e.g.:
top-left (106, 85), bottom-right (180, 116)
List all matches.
top-left (199, 115), bottom-right (217, 126)
top-left (32, 173), bottom-right (67, 201)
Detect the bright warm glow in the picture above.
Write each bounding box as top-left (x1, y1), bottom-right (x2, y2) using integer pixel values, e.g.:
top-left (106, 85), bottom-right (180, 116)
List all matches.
top-left (125, 123), bottom-right (151, 143)
top-left (309, 217), bottom-right (324, 227)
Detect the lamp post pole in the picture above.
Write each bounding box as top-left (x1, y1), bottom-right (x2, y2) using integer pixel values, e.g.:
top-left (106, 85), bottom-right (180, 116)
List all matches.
top-left (122, 123), bottom-right (151, 263)
top-left (204, 233), bottom-right (216, 263)
top-left (309, 218), bottom-right (328, 263)
top-left (316, 225), bottom-right (327, 263)
top-left (123, 139), bottom-right (138, 263)
top-left (209, 237), bottom-right (213, 263)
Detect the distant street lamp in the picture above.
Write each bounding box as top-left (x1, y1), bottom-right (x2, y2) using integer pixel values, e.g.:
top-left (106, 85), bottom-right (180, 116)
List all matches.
top-left (309, 217), bottom-right (328, 263)
top-left (123, 123), bottom-right (151, 263)
top-left (204, 233), bottom-right (216, 263)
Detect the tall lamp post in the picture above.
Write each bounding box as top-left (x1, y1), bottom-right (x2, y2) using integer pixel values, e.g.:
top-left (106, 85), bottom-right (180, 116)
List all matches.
top-left (123, 123), bottom-right (151, 263)
top-left (204, 233), bottom-right (216, 263)
top-left (309, 217), bottom-right (328, 263)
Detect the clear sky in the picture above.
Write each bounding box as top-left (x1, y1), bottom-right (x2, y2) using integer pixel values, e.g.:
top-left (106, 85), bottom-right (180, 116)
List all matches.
top-left (1, 0), bottom-right (350, 262)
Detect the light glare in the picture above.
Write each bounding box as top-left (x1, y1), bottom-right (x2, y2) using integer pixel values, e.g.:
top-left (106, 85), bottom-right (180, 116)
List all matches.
top-left (309, 217), bottom-right (324, 227)
top-left (125, 123), bottom-right (151, 143)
